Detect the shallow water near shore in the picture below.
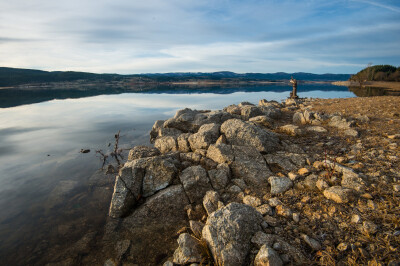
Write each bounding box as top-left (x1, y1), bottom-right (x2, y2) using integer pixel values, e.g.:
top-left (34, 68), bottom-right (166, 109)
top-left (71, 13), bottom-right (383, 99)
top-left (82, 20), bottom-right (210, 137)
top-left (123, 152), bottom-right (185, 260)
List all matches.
top-left (0, 84), bottom-right (355, 264)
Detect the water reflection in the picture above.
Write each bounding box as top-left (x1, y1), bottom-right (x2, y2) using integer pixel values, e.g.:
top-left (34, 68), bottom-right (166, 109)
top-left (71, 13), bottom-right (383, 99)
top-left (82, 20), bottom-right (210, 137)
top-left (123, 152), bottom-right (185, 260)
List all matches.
top-left (349, 86), bottom-right (400, 97)
top-left (0, 85), bottom-right (355, 264)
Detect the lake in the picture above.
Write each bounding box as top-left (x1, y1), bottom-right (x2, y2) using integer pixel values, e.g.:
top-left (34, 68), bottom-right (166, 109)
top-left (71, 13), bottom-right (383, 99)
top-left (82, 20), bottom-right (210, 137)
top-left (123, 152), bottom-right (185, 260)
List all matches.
top-left (0, 84), bottom-right (354, 264)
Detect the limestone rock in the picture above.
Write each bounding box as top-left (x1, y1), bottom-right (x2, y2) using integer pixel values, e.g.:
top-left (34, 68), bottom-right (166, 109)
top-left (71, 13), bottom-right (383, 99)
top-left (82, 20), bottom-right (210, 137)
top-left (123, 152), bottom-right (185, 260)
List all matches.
top-left (109, 165), bottom-right (142, 218)
top-left (220, 119), bottom-right (280, 153)
top-left (155, 136), bottom-right (178, 154)
top-left (243, 195), bottom-right (262, 207)
top-left (264, 153), bottom-right (297, 172)
top-left (249, 115), bottom-right (273, 127)
top-left (180, 166), bottom-right (212, 204)
top-left (344, 129), bottom-right (359, 137)
top-left (224, 104), bottom-right (241, 115)
top-left (206, 144), bottom-right (234, 164)
top-left (127, 146), bottom-right (160, 160)
top-left (293, 112), bottom-right (306, 124)
top-left (269, 176), bottom-right (293, 195)
top-left (361, 221), bottom-right (378, 234)
top-left (323, 186), bottom-right (354, 203)
top-left (316, 179), bottom-right (329, 190)
top-left (256, 204), bottom-right (273, 216)
top-left (188, 123), bottom-right (220, 151)
top-left (301, 234), bottom-right (321, 250)
top-left (241, 105), bottom-right (264, 120)
top-left (177, 133), bottom-right (192, 152)
top-left (189, 220), bottom-right (205, 238)
top-left (208, 163), bottom-right (230, 190)
top-left (203, 190), bottom-right (220, 215)
top-left (280, 124), bottom-right (302, 136)
top-left (329, 116), bottom-right (354, 130)
top-left (202, 203), bottom-right (263, 266)
top-left (254, 245), bottom-right (283, 266)
top-left (150, 120), bottom-right (165, 143)
top-left (306, 126), bottom-right (327, 133)
top-left (231, 145), bottom-right (273, 187)
top-left (251, 232), bottom-right (307, 264)
top-left (173, 233), bottom-right (203, 264)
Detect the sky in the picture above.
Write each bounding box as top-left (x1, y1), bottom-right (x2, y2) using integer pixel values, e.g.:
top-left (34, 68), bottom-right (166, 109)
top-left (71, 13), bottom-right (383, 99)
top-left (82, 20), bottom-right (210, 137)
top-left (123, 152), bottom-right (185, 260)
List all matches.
top-left (0, 0), bottom-right (399, 74)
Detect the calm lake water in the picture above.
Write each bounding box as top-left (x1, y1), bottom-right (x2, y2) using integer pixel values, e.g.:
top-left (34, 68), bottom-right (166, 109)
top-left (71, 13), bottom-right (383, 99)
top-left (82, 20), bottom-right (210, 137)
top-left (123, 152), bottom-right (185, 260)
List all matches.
top-left (0, 84), bottom-right (354, 264)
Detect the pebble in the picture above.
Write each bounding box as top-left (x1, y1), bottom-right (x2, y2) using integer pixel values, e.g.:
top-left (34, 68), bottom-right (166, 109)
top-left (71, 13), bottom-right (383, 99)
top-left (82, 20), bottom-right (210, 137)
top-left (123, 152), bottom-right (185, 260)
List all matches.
top-left (362, 221), bottom-right (378, 234)
top-left (301, 234), bottom-right (321, 250)
top-left (351, 214), bottom-right (362, 224)
top-left (393, 185), bottom-right (400, 192)
top-left (298, 168), bottom-right (310, 176)
top-left (337, 243), bottom-right (348, 251)
top-left (243, 195), bottom-right (262, 207)
top-left (292, 213), bottom-right (300, 223)
top-left (288, 172), bottom-right (298, 181)
top-left (388, 134), bottom-right (400, 139)
top-left (316, 179), bottom-right (329, 190)
top-left (268, 197), bottom-right (283, 207)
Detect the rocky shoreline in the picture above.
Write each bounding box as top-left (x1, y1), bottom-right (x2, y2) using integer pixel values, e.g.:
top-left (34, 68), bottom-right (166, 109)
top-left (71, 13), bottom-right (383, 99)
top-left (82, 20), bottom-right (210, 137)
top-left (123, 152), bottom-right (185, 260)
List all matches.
top-left (83, 96), bottom-right (398, 265)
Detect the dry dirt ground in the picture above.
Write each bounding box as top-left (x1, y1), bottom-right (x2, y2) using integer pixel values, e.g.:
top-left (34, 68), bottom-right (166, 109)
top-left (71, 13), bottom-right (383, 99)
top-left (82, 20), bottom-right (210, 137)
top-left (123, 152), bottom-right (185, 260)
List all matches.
top-left (267, 96), bottom-right (400, 265)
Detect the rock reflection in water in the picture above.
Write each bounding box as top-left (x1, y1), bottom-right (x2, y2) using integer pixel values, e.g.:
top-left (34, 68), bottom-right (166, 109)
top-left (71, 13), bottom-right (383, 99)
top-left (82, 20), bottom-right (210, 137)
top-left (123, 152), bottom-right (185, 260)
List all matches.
top-left (349, 86), bottom-right (400, 97)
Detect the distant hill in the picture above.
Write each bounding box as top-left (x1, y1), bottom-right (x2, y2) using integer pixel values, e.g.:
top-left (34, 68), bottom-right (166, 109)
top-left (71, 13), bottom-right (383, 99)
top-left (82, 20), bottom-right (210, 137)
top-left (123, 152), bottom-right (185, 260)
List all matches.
top-left (0, 67), bottom-right (351, 87)
top-left (350, 65), bottom-right (400, 82)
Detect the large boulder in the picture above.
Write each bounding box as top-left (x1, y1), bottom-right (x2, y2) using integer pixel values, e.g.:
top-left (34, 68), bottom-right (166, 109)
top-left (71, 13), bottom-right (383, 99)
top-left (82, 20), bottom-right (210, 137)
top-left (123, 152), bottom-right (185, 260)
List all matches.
top-left (231, 145), bottom-right (273, 187)
top-left (154, 136), bottom-right (178, 154)
top-left (179, 165), bottom-right (213, 204)
top-left (109, 165), bottom-right (143, 218)
top-left (127, 146), bottom-right (160, 161)
top-left (240, 105), bottom-right (263, 120)
top-left (202, 203), bottom-right (263, 266)
top-left (220, 119), bottom-right (280, 153)
top-left (206, 144), bottom-right (235, 164)
top-left (188, 123), bottom-right (220, 151)
top-left (118, 185), bottom-right (190, 265)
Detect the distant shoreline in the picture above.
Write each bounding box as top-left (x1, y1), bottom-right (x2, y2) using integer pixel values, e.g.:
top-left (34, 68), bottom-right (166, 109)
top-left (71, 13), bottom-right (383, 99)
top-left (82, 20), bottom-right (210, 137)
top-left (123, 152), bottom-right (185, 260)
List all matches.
top-left (332, 80), bottom-right (400, 90)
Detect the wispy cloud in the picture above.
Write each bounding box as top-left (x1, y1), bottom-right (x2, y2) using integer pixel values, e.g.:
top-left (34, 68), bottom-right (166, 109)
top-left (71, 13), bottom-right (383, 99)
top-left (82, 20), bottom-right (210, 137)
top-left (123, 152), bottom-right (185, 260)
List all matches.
top-left (351, 0), bottom-right (400, 13)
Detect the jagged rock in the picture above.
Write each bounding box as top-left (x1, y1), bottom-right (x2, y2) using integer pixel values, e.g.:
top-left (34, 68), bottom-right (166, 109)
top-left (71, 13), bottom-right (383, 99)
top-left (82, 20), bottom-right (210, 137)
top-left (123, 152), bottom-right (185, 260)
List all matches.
top-left (177, 133), bottom-right (192, 152)
top-left (351, 214), bottom-right (362, 224)
top-left (232, 179), bottom-right (248, 190)
top-left (173, 233), bottom-right (203, 264)
top-left (249, 115), bottom-right (273, 128)
top-left (208, 163), bottom-right (230, 190)
top-left (188, 123), bottom-right (220, 151)
top-left (251, 232), bottom-right (307, 264)
top-left (216, 134), bottom-right (227, 144)
top-left (189, 220), bottom-right (205, 238)
top-left (260, 106), bottom-right (282, 119)
top-left (158, 127), bottom-right (183, 138)
top-left (306, 126), bottom-right (327, 133)
top-left (109, 165), bottom-right (142, 218)
top-left (140, 156), bottom-right (179, 197)
top-left (238, 101), bottom-right (255, 107)
top-left (264, 153), bottom-right (297, 172)
top-left (301, 234), bottom-right (321, 250)
top-left (256, 204), bottom-right (273, 216)
top-left (243, 195), bottom-right (262, 207)
top-left (187, 204), bottom-right (207, 221)
top-left (268, 197), bottom-right (282, 207)
top-left (280, 125), bottom-right (302, 136)
top-left (254, 245), bottom-right (283, 266)
top-left (128, 146), bottom-right (160, 160)
top-left (224, 104), bottom-right (241, 115)
top-left (228, 185), bottom-right (242, 194)
top-left (202, 203), bottom-right (263, 266)
top-left (241, 105), bottom-right (264, 120)
top-left (329, 116), bottom-right (354, 130)
top-left (316, 179), bottom-right (329, 190)
top-left (207, 144), bottom-right (234, 164)
top-left (180, 166), bottom-right (212, 204)
top-left (276, 205), bottom-right (292, 218)
top-left (323, 186), bottom-right (354, 203)
top-left (303, 110), bottom-right (314, 123)
top-left (220, 119), bottom-right (280, 153)
top-left (259, 99), bottom-right (281, 108)
top-left (293, 112), bottom-right (306, 124)
top-left (117, 185), bottom-right (190, 265)
top-left (203, 190), bottom-right (220, 215)
top-left (150, 120), bottom-right (165, 143)
top-left (231, 145), bottom-right (273, 187)
top-left (345, 128), bottom-right (359, 137)
top-left (341, 173), bottom-right (365, 191)
top-left (180, 152), bottom-right (202, 164)
top-left (269, 176), bottom-right (293, 195)
top-left (155, 136), bottom-right (178, 154)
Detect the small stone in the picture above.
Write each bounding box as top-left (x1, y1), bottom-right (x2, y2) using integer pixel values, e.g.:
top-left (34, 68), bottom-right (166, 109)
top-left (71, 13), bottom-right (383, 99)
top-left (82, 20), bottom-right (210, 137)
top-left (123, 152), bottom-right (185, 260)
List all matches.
top-left (276, 205), bottom-right (292, 218)
top-left (301, 234), bottom-right (321, 250)
top-left (163, 261), bottom-right (174, 266)
top-left (243, 195), bottom-right (262, 207)
top-left (393, 185), bottom-right (400, 192)
top-left (173, 233), bottom-right (203, 264)
top-left (256, 204), bottom-right (273, 216)
top-left (344, 129), bottom-right (359, 137)
top-left (269, 176), bottom-right (293, 195)
top-left (189, 220), bottom-right (205, 238)
top-left (351, 214), bottom-right (361, 224)
top-left (264, 215), bottom-right (279, 227)
top-left (313, 161), bottom-right (324, 170)
top-left (388, 134), bottom-right (400, 139)
top-left (292, 213), bottom-right (300, 223)
top-left (228, 185), bottom-right (242, 194)
top-left (323, 186), bottom-right (354, 203)
top-left (337, 243), bottom-right (348, 251)
top-left (268, 197), bottom-right (283, 207)
top-left (104, 259), bottom-right (117, 266)
top-left (288, 172), bottom-right (298, 181)
top-left (280, 254), bottom-right (290, 263)
top-left (280, 124), bottom-right (302, 136)
top-left (254, 245), bottom-right (283, 266)
top-left (361, 221), bottom-right (378, 234)
top-left (301, 196), bottom-right (310, 203)
top-left (273, 242), bottom-right (282, 251)
top-left (298, 168), bottom-right (309, 176)
top-left (316, 179), bottom-right (329, 191)
top-left (203, 191), bottom-right (220, 215)
top-left (232, 179), bottom-right (248, 190)
top-left (216, 134), bottom-right (227, 144)
top-left (306, 126), bottom-right (327, 133)
top-left (367, 200), bottom-right (377, 210)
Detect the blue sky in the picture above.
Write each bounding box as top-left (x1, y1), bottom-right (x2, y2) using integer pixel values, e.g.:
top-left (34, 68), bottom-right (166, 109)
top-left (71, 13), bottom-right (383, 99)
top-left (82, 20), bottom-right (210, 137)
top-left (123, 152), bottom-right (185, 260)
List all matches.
top-left (0, 0), bottom-right (399, 74)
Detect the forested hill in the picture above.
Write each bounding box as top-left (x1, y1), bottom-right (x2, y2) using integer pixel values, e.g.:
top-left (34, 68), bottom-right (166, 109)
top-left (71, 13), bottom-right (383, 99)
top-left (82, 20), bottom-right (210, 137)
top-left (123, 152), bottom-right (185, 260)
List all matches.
top-left (0, 67), bottom-right (351, 87)
top-left (350, 65), bottom-right (400, 82)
